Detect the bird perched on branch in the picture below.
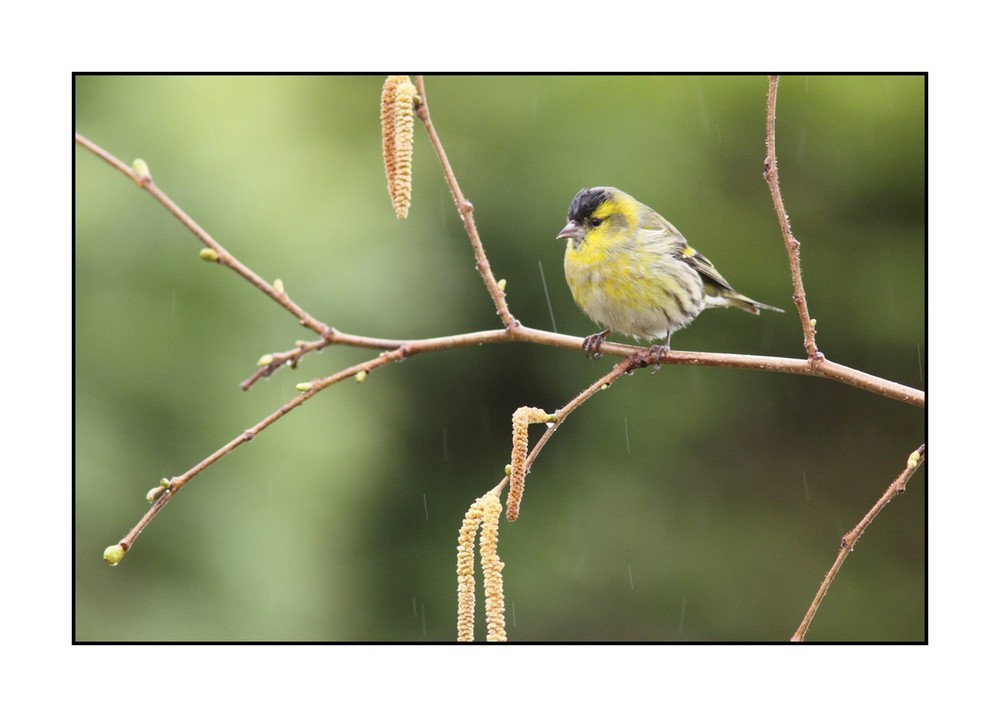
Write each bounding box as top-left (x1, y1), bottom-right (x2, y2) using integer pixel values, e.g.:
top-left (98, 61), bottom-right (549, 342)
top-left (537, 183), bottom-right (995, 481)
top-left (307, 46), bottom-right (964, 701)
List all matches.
top-left (558, 186), bottom-right (783, 358)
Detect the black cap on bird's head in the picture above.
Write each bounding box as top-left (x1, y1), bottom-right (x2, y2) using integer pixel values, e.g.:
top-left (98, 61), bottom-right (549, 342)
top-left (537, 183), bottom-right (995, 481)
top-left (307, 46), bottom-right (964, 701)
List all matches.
top-left (568, 187), bottom-right (613, 224)
top-left (557, 187), bottom-right (613, 242)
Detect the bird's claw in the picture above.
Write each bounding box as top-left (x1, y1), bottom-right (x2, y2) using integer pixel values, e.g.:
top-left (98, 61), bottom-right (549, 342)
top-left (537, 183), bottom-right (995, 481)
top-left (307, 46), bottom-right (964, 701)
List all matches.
top-left (582, 329), bottom-right (611, 360)
top-left (646, 340), bottom-right (671, 374)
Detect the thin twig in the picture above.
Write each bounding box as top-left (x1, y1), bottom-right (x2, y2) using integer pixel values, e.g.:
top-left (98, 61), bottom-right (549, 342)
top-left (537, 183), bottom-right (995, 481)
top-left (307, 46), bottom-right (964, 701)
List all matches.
top-left (413, 76), bottom-right (518, 331)
top-left (492, 353), bottom-right (645, 497)
top-left (791, 444), bottom-right (926, 642)
top-left (75, 132), bottom-right (337, 343)
top-left (111, 349), bottom-right (404, 558)
top-left (762, 76), bottom-right (822, 364)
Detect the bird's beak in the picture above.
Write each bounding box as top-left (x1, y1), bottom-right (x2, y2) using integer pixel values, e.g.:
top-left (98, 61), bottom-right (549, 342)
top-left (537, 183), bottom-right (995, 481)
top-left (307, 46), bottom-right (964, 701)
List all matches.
top-left (557, 220), bottom-right (584, 242)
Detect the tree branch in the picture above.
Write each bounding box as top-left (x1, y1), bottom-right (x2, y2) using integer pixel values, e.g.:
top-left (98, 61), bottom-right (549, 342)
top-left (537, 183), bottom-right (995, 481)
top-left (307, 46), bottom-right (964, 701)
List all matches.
top-left (763, 75), bottom-right (823, 364)
top-left (413, 76), bottom-right (518, 331)
top-left (80, 76), bottom-right (924, 642)
top-left (791, 444), bottom-right (926, 641)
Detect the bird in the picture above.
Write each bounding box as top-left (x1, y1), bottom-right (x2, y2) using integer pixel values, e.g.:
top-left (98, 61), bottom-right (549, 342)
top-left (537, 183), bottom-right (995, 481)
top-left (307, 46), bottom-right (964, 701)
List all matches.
top-left (557, 186), bottom-right (783, 359)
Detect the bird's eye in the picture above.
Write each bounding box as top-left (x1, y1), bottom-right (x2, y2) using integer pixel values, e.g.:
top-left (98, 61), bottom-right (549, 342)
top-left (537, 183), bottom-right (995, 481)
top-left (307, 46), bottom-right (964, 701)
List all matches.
top-left (589, 217), bottom-right (603, 227)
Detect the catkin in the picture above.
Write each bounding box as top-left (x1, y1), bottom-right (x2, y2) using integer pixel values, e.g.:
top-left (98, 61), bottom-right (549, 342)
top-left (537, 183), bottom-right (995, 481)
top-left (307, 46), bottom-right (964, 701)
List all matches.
top-left (507, 407), bottom-right (552, 521)
top-left (380, 75), bottom-right (417, 220)
top-left (457, 497), bottom-right (484, 642)
top-left (479, 493), bottom-right (506, 642)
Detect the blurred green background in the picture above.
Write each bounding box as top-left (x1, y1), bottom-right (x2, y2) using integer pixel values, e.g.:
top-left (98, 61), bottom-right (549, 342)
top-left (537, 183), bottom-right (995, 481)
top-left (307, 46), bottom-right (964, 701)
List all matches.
top-left (75, 75), bottom-right (925, 642)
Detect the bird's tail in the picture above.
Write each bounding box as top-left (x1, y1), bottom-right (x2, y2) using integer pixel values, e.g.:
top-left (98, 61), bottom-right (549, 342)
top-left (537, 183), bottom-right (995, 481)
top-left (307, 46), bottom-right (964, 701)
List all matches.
top-left (707, 288), bottom-right (784, 315)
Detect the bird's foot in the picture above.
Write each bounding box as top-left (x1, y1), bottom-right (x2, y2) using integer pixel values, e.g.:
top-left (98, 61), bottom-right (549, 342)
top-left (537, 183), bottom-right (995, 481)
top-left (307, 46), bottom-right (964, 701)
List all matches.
top-left (582, 329), bottom-right (611, 360)
top-left (646, 336), bottom-right (671, 374)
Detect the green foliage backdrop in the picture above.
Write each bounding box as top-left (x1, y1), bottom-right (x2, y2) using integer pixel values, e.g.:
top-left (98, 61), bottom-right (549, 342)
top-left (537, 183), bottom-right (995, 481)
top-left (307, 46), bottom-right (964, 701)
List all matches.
top-left (75, 75), bottom-right (925, 641)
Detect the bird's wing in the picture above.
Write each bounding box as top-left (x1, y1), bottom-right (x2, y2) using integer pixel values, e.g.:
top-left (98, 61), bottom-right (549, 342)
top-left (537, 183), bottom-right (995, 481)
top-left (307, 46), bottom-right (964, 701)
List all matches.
top-left (677, 244), bottom-right (736, 292)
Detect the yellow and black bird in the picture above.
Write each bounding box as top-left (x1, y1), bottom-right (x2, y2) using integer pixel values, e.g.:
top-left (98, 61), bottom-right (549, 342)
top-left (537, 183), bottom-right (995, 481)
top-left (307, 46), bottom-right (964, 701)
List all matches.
top-left (558, 186), bottom-right (783, 356)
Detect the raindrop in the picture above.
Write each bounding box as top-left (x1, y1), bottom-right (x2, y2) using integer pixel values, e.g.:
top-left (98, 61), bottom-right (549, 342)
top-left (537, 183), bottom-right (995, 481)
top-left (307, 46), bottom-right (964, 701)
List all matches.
top-left (538, 260), bottom-right (557, 333)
